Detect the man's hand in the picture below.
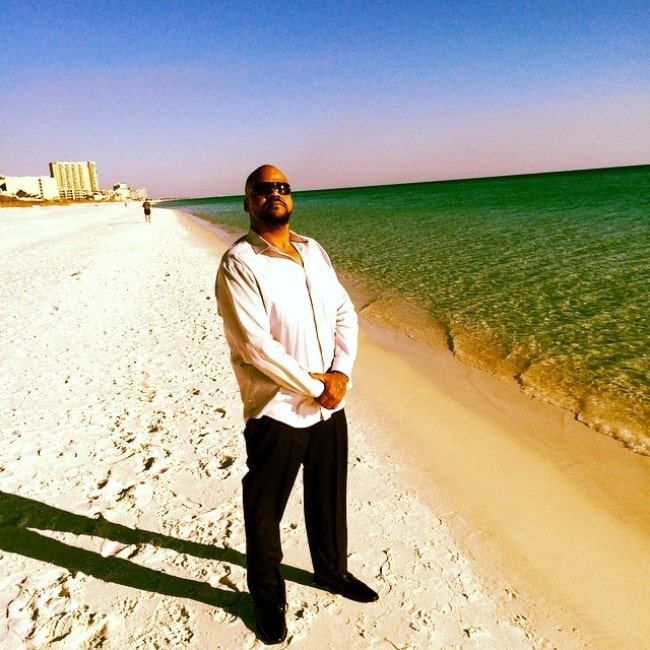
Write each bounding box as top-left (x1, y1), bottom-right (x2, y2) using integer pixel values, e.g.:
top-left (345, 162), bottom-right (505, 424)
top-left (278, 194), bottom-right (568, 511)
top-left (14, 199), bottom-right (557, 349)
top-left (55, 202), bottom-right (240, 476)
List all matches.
top-left (310, 371), bottom-right (348, 410)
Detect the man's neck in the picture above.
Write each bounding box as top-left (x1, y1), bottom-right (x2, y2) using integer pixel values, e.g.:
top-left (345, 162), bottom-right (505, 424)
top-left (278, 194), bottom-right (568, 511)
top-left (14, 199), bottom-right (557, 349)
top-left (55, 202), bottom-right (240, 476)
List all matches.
top-left (252, 223), bottom-right (291, 249)
top-left (252, 224), bottom-right (302, 262)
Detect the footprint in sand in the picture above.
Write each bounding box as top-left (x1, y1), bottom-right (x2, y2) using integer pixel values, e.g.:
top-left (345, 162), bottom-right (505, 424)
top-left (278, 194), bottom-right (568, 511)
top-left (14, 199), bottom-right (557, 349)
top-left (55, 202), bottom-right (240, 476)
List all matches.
top-left (6, 570), bottom-right (108, 647)
top-left (132, 601), bottom-right (194, 648)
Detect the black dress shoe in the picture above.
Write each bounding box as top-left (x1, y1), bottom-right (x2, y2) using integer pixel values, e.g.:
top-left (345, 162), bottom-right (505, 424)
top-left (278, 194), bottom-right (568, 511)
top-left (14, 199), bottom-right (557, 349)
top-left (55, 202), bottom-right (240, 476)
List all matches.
top-left (256, 604), bottom-right (287, 645)
top-left (314, 572), bottom-right (379, 603)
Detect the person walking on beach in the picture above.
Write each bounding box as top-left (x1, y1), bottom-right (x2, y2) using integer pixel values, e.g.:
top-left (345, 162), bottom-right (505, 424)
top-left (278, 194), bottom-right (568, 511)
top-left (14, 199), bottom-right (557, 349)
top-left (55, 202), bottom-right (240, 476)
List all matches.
top-left (215, 164), bottom-right (378, 644)
top-left (142, 199), bottom-right (151, 222)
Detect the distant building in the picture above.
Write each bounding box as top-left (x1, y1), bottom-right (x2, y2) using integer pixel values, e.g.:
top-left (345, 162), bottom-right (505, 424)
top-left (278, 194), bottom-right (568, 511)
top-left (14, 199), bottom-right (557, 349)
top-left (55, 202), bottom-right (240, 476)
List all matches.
top-left (0, 175), bottom-right (59, 200)
top-left (112, 182), bottom-right (130, 202)
top-left (130, 187), bottom-right (148, 200)
top-left (49, 161), bottom-right (99, 199)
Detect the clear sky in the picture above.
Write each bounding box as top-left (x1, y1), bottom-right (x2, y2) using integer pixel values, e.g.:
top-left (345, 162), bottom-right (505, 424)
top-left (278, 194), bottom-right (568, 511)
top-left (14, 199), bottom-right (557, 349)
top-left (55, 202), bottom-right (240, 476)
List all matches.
top-left (1, 0), bottom-right (648, 198)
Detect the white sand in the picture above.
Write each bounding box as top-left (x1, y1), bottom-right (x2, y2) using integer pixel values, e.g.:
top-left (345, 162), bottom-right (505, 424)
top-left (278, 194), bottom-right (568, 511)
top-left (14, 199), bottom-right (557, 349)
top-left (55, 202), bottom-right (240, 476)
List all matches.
top-left (1, 203), bottom-right (648, 649)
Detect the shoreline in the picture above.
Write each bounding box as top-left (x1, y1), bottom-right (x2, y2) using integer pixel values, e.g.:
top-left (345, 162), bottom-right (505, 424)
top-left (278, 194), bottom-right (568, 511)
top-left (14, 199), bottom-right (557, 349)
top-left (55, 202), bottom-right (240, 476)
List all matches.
top-left (167, 198), bottom-right (650, 458)
top-left (352, 321), bottom-right (650, 648)
top-left (183, 206), bottom-right (650, 647)
top-left (1, 203), bottom-right (649, 648)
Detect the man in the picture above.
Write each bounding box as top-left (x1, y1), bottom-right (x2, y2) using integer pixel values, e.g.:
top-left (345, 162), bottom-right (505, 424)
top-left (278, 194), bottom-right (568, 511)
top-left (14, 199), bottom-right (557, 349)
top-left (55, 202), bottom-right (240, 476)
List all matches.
top-left (215, 165), bottom-right (378, 644)
top-left (142, 199), bottom-right (151, 222)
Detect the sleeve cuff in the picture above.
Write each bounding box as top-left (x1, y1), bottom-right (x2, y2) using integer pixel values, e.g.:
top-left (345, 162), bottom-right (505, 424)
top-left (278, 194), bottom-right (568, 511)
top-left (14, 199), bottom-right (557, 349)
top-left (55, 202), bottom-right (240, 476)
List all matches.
top-left (307, 376), bottom-right (325, 398)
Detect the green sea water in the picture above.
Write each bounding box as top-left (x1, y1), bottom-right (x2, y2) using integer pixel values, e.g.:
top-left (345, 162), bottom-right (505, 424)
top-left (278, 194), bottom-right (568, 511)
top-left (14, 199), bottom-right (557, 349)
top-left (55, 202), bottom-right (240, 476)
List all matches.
top-left (161, 165), bottom-right (650, 454)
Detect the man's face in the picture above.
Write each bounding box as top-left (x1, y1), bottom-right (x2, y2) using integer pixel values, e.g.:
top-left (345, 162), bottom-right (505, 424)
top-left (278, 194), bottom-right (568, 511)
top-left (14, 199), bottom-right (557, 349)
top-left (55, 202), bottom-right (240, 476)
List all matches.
top-left (244, 166), bottom-right (294, 228)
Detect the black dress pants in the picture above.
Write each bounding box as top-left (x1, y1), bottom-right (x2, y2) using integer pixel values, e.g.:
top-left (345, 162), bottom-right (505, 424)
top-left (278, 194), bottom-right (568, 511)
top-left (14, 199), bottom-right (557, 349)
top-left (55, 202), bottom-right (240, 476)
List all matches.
top-left (242, 409), bottom-right (349, 609)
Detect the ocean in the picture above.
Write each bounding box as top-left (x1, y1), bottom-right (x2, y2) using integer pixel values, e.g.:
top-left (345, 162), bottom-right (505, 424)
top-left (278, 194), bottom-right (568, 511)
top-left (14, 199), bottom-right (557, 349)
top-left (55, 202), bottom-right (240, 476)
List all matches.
top-left (160, 165), bottom-right (650, 455)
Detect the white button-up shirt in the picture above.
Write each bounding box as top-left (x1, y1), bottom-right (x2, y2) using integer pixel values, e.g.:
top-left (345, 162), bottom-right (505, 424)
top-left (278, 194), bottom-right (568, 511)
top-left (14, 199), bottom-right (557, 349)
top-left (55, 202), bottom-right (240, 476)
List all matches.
top-left (215, 229), bottom-right (358, 427)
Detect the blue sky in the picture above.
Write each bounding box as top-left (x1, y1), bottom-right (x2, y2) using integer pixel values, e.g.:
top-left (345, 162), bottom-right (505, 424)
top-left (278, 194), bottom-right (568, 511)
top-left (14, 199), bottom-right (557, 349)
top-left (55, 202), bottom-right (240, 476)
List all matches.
top-left (1, 0), bottom-right (648, 197)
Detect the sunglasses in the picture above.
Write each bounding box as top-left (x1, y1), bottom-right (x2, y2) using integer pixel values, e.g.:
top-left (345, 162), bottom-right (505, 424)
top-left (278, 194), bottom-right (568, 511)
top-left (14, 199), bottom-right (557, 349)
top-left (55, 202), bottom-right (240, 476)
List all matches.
top-left (249, 181), bottom-right (292, 196)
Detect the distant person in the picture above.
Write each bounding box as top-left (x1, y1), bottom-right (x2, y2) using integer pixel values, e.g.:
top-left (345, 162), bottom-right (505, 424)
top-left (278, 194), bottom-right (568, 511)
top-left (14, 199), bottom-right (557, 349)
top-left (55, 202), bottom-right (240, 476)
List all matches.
top-left (142, 200), bottom-right (151, 222)
top-left (215, 164), bottom-right (378, 645)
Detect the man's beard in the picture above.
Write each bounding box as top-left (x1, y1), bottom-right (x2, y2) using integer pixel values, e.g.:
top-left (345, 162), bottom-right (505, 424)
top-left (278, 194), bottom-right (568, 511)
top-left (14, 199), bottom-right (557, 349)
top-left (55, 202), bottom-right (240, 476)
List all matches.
top-left (259, 211), bottom-right (290, 226)
top-left (259, 201), bottom-right (291, 226)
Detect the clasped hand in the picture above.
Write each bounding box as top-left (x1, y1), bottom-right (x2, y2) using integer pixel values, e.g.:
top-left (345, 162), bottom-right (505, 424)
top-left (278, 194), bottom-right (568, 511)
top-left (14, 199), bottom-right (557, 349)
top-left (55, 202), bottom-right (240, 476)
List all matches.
top-left (310, 371), bottom-right (348, 410)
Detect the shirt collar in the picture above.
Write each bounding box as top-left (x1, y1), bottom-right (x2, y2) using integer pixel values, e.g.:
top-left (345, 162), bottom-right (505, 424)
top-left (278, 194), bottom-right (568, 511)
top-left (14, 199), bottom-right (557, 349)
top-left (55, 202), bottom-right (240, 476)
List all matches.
top-left (246, 229), bottom-right (308, 255)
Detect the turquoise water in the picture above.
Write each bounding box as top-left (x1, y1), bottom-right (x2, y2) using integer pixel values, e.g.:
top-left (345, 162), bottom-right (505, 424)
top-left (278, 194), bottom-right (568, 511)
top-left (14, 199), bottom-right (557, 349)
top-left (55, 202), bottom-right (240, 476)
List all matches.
top-left (161, 166), bottom-right (650, 454)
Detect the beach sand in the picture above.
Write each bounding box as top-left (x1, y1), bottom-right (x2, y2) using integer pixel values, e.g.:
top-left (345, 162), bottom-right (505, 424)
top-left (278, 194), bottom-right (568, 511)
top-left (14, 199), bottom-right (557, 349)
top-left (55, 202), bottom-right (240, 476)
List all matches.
top-left (1, 203), bottom-right (649, 649)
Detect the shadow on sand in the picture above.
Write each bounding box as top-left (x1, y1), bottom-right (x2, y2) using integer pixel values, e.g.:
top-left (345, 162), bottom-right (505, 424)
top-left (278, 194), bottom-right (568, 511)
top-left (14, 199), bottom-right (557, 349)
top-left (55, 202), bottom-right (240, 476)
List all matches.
top-left (0, 490), bottom-right (315, 634)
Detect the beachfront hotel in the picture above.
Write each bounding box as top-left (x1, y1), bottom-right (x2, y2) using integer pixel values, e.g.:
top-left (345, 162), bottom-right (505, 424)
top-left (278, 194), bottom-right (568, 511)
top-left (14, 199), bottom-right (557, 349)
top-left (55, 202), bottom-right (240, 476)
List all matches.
top-left (0, 175), bottom-right (59, 200)
top-left (49, 161), bottom-right (99, 199)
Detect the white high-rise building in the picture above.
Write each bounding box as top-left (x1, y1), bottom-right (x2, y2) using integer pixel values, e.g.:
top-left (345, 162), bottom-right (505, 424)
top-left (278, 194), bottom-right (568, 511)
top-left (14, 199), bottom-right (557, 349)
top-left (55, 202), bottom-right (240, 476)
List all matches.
top-left (0, 175), bottom-right (59, 200)
top-left (49, 161), bottom-right (99, 199)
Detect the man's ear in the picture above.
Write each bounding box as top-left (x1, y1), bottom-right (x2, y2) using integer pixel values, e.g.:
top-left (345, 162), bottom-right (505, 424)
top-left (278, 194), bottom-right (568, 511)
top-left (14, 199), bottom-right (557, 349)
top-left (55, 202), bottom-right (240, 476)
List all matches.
top-left (243, 196), bottom-right (250, 213)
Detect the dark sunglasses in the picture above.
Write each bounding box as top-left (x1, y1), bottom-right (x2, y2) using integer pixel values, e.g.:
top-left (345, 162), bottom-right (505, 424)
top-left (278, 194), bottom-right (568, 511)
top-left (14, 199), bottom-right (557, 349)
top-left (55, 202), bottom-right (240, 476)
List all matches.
top-left (249, 181), bottom-right (292, 196)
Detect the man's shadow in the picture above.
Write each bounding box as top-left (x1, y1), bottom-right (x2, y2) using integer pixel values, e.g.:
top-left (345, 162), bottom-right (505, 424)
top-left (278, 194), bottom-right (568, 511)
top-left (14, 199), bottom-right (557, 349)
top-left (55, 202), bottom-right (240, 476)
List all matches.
top-left (0, 490), bottom-right (314, 634)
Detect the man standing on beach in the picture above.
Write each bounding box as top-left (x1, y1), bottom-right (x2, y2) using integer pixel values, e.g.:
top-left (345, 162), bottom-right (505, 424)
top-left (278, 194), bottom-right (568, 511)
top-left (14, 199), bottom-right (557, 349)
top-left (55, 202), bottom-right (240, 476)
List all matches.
top-left (142, 199), bottom-right (151, 222)
top-left (215, 164), bottom-right (378, 644)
